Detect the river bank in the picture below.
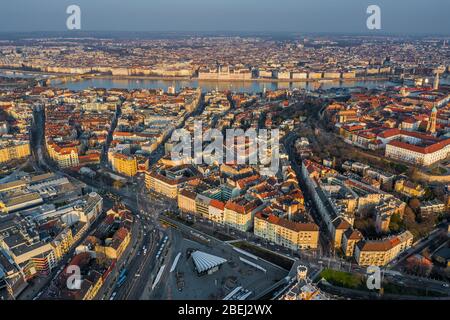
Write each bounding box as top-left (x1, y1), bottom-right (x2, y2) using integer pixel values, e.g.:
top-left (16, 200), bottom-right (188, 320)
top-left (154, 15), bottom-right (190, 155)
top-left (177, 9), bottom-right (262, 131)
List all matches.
top-left (84, 74), bottom-right (392, 83)
top-left (0, 68), bottom-right (393, 83)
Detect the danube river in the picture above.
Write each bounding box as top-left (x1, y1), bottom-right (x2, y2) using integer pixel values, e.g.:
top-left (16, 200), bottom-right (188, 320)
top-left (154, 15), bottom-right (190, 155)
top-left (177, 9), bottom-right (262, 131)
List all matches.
top-left (2, 70), bottom-right (449, 93)
top-left (52, 77), bottom-right (400, 93)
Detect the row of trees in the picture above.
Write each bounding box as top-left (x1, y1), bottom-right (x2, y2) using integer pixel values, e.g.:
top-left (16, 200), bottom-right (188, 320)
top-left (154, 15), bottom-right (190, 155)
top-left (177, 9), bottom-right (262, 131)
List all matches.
top-left (403, 199), bottom-right (438, 240)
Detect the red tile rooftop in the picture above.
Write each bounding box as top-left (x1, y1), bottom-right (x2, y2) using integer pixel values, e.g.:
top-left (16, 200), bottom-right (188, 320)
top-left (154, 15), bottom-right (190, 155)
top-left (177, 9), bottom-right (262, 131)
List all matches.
top-left (402, 118), bottom-right (417, 124)
top-left (209, 199), bottom-right (225, 211)
top-left (388, 138), bottom-right (450, 154)
top-left (358, 240), bottom-right (393, 252)
top-left (179, 188), bottom-right (197, 200)
top-left (342, 124), bottom-right (365, 132)
top-left (338, 110), bottom-right (358, 115)
top-left (357, 131), bottom-right (377, 139)
top-left (333, 217), bottom-right (351, 230)
top-left (377, 128), bottom-right (440, 142)
top-left (371, 139), bottom-right (383, 145)
top-left (111, 227), bottom-right (129, 249)
top-left (225, 197), bottom-right (260, 214)
top-left (236, 174), bottom-right (261, 189)
top-left (255, 211), bottom-right (318, 232)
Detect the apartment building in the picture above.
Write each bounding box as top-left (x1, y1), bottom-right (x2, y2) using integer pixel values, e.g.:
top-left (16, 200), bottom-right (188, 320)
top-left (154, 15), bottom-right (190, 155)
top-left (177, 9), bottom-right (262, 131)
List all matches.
top-left (146, 172), bottom-right (177, 199)
top-left (0, 175), bottom-right (102, 279)
top-left (0, 215), bottom-right (74, 278)
top-left (420, 199), bottom-right (446, 217)
top-left (47, 143), bottom-right (79, 168)
top-left (254, 211), bottom-right (319, 250)
top-left (93, 208), bottom-right (132, 261)
top-left (0, 142), bottom-right (30, 163)
top-left (145, 165), bottom-right (199, 199)
top-left (223, 197), bottom-right (262, 232)
top-left (56, 252), bottom-right (106, 300)
top-left (110, 153), bottom-right (138, 177)
top-left (177, 189), bottom-right (197, 214)
top-left (195, 194), bottom-right (211, 218)
top-left (385, 138), bottom-right (450, 166)
top-left (354, 231), bottom-right (413, 266)
top-left (342, 228), bottom-right (363, 257)
top-left (208, 199), bottom-right (225, 224)
top-left (394, 179), bottom-right (425, 198)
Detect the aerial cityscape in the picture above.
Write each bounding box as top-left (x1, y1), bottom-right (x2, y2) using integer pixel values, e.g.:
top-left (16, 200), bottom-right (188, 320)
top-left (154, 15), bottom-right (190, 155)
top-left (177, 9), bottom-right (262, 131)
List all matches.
top-left (0, 1), bottom-right (449, 310)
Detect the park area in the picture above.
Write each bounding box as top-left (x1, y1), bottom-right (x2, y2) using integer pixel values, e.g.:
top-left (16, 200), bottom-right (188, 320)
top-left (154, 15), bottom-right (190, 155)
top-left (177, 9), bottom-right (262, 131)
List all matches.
top-left (317, 268), bottom-right (447, 298)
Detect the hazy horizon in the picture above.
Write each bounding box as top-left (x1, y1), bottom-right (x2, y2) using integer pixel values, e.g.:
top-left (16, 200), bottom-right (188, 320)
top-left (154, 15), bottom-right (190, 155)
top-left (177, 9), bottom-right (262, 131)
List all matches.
top-left (1, 0), bottom-right (449, 36)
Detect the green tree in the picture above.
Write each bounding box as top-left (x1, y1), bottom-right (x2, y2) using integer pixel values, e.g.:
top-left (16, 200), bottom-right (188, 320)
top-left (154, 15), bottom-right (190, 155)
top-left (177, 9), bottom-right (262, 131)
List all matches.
top-left (409, 198), bottom-right (421, 213)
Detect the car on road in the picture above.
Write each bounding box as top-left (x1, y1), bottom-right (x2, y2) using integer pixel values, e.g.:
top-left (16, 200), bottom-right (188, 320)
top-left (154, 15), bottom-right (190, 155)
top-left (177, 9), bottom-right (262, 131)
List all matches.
top-left (176, 272), bottom-right (185, 292)
top-left (442, 283), bottom-right (449, 288)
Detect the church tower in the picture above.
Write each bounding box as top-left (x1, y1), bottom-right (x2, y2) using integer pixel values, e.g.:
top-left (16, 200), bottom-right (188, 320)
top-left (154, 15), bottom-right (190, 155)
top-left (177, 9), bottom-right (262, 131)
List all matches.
top-left (427, 106), bottom-right (437, 134)
top-left (433, 72), bottom-right (440, 90)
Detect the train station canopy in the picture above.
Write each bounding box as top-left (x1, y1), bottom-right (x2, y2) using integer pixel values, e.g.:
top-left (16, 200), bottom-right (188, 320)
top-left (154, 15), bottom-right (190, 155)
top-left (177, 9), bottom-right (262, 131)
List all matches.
top-left (191, 250), bottom-right (227, 274)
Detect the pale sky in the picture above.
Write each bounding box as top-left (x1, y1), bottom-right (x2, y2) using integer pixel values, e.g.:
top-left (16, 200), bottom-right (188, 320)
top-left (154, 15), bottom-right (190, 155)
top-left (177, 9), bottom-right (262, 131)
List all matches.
top-left (0, 0), bottom-right (449, 35)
